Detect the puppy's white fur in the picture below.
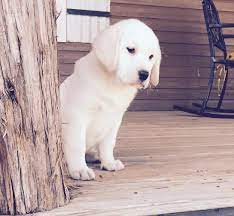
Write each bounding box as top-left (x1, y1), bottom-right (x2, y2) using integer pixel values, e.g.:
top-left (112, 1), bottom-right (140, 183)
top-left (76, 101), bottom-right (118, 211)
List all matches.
top-left (60, 19), bottom-right (161, 180)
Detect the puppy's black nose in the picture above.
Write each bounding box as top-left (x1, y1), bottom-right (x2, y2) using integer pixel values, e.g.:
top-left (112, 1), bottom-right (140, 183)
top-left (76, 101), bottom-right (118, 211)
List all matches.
top-left (138, 70), bottom-right (149, 82)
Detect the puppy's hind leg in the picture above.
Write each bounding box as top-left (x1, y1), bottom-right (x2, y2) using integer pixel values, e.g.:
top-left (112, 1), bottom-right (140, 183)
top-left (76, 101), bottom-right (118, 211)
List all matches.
top-left (63, 121), bottom-right (95, 181)
top-left (86, 146), bottom-right (100, 164)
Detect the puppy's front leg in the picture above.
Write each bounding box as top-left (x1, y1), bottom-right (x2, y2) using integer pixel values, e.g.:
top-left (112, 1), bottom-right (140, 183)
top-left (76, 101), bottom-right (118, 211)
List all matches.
top-left (99, 118), bottom-right (124, 171)
top-left (63, 122), bottom-right (95, 180)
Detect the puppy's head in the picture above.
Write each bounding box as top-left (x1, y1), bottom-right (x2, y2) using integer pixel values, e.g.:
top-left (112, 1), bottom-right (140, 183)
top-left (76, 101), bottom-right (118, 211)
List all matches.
top-left (92, 19), bottom-right (161, 89)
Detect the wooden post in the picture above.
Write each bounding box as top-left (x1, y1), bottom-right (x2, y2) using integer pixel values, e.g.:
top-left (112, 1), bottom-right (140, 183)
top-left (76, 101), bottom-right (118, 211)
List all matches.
top-left (0, 0), bottom-right (69, 214)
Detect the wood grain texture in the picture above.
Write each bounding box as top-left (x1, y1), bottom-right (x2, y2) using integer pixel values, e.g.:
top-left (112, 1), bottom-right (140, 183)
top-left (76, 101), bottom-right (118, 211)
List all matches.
top-left (0, 0), bottom-right (69, 214)
top-left (39, 111), bottom-right (234, 215)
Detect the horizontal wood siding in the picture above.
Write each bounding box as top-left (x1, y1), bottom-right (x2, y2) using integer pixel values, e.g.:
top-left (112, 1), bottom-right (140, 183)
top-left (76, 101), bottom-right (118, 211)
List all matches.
top-left (58, 0), bottom-right (234, 111)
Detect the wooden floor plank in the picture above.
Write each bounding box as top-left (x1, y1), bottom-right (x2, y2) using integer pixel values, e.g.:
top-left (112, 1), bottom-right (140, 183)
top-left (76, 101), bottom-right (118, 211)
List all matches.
top-left (39, 111), bottom-right (234, 216)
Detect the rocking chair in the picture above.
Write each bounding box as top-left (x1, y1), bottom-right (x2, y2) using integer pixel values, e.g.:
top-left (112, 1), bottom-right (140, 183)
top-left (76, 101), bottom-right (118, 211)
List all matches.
top-left (174, 0), bottom-right (234, 118)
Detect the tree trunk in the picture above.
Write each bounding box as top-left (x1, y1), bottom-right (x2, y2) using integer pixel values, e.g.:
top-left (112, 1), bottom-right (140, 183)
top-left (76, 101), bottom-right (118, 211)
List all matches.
top-left (0, 0), bottom-right (69, 214)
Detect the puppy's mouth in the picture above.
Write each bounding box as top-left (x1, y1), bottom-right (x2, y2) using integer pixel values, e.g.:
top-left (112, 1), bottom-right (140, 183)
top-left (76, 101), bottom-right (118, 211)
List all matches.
top-left (130, 83), bottom-right (147, 89)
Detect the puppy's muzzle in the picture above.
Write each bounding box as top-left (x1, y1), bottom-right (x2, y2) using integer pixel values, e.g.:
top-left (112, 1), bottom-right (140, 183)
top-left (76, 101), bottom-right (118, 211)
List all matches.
top-left (138, 70), bottom-right (149, 82)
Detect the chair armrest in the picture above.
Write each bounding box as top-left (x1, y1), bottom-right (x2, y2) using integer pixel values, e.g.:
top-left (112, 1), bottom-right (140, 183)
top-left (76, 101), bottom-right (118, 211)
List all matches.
top-left (209, 23), bottom-right (234, 28)
top-left (224, 34), bottom-right (234, 39)
top-left (222, 23), bottom-right (234, 28)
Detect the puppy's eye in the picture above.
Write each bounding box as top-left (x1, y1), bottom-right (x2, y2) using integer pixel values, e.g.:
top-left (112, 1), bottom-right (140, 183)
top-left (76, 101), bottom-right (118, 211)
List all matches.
top-left (149, 54), bottom-right (154, 60)
top-left (127, 47), bottom-right (135, 54)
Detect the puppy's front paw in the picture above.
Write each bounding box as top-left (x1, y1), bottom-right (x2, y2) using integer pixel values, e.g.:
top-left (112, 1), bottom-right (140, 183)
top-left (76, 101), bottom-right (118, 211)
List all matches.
top-left (70, 167), bottom-right (95, 181)
top-left (101, 160), bottom-right (125, 171)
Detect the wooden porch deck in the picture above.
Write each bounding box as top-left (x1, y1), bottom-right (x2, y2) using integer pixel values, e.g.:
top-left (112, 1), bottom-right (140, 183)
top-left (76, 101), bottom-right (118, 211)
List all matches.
top-left (41, 111), bottom-right (234, 216)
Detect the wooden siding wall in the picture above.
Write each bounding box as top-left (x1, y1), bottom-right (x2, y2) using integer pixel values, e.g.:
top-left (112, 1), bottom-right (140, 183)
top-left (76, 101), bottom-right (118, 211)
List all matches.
top-left (58, 0), bottom-right (234, 111)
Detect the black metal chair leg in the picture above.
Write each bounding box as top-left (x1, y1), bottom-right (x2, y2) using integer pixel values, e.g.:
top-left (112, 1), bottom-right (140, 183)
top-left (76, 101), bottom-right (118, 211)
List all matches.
top-left (200, 64), bottom-right (216, 114)
top-left (192, 67), bottom-right (234, 114)
top-left (217, 68), bottom-right (229, 110)
top-left (174, 104), bottom-right (234, 118)
top-left (192, 102), bottom-right (234, 113)
top-left (174, 0), bottom-right (234, 118)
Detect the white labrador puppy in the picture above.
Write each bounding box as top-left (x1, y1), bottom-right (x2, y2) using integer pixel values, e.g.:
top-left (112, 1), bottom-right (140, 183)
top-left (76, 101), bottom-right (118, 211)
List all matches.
top-left (60, 19), bottom-right (161, 180)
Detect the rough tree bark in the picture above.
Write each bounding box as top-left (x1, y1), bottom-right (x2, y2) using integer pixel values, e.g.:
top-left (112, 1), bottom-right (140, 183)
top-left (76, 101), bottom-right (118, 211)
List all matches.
top-left (0, 0), bottom-right (69, 214)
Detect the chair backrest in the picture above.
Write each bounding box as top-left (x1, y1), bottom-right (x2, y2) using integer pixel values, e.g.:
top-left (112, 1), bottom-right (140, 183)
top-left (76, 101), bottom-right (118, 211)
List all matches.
top-left (202, 0), bottom-right (227, 58)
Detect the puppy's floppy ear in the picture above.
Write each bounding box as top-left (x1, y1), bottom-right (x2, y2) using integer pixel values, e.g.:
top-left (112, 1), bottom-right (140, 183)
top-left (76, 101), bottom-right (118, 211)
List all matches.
top-left (92, 24), bottom-right (122, 72)
top-left (150, 48), bottom-right (161, 87)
